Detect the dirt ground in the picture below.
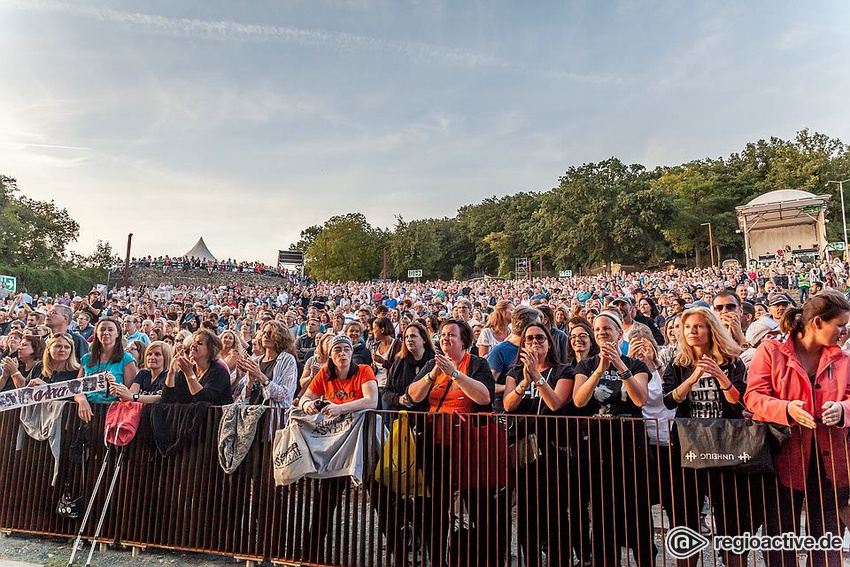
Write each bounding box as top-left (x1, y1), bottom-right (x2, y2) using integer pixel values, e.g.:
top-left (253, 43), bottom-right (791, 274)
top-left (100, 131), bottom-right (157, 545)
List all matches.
top-left (0, 533), bottom-right (245, 567)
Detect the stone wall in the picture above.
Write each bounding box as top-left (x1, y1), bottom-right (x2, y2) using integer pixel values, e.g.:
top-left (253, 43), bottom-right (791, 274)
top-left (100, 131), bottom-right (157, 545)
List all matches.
top-left (114, 267), bottom-right (293, 289)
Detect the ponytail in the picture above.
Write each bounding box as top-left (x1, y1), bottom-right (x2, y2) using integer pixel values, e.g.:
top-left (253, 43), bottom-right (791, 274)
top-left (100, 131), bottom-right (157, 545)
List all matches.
top-left (781, 290), bottom-right (850, 338)
top-left (779, 308), bottom-right (804, 336)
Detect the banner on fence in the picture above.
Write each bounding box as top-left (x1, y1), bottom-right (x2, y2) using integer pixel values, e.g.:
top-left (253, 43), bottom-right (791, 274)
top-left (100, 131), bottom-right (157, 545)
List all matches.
top-left (0, 373), bottom-right (107, 412)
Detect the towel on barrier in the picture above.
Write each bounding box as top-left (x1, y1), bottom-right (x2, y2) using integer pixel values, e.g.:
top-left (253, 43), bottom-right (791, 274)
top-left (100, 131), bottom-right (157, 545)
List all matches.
top-left (218, 403), bottom-right (267, 474)
top-left (147, 402), bottom-right (211, 457)
top-left (17, 400), bottom-right (67, 486)
top-left (273, 409), bottom-right (375, 487)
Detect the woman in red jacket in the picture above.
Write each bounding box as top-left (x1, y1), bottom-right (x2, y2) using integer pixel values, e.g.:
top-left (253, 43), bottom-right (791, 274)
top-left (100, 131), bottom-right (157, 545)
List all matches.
top-left (744, 289), bottom-right (850, 567)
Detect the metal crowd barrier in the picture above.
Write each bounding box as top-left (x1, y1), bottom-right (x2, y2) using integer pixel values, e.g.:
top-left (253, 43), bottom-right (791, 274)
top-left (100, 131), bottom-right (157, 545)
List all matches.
top-left (0, 404), bottom-right (848, 566)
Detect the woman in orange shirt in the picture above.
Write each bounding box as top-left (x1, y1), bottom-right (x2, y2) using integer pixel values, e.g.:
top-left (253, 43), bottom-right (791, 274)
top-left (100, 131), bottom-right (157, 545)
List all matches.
top-left (297, 334), bottom-right (378, 564)
top-left (407, 318), bottom-right (497, 567)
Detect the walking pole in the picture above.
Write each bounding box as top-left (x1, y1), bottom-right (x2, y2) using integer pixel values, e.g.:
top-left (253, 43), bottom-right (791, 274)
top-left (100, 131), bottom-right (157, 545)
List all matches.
top-left (84, 450), bottom-right (124, 567)
top-left (68, 448), bottom-right (113, 566)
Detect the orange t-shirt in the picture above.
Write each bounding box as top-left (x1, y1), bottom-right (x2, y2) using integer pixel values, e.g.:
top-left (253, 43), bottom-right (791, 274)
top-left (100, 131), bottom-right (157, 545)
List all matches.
top-left (308, 364), bottom-right (376, 404)
top-left (428, 353), bottom-right (474, 414)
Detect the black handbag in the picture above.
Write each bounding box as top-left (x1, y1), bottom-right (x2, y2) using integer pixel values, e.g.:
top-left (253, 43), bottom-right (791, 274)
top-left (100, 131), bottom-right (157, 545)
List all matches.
top-left (57, 422), bottom-right (89, 519)
top-left (676, 418), bottom-right (791, 474)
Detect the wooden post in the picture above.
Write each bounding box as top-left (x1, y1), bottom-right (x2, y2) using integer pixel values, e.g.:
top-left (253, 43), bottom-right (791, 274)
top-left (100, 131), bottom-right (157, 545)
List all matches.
top-left (123, 233), bottom-right (133, 288)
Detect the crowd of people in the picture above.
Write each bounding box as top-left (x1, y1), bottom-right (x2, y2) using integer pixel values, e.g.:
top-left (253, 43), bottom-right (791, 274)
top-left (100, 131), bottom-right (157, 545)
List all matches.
top-left (121, 255), bottom-right (309, 283)
top-left (1, 254), bottom-right (850, 566)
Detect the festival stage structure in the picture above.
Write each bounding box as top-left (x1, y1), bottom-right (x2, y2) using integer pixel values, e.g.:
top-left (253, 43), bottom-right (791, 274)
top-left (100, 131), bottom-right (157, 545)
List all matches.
top-left (736, 189), bottom-right (831, 265)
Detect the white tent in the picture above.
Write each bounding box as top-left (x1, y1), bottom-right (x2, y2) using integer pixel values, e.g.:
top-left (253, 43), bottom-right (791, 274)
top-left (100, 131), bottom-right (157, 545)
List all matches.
top-left (183, 237), bottom-right (217, 261)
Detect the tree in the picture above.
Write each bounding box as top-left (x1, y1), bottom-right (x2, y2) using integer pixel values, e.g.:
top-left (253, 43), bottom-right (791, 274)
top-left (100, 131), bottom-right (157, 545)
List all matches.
top-left (387, 216), bottom-right (442, 279)
top-left (532, 158), bottom-right (672, 270)
top-left (69, 240), bottom-right (121, 271)
top-left (0, 175), bottom-right (80, 266)
top-left (290, 225), bottom-right (322, 253)
top-left (304, 213), bottom-right (384, 280)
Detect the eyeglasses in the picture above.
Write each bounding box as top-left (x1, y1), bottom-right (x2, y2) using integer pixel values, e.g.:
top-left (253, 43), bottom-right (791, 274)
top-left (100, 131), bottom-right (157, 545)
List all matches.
top-left (524, 335), bottom-right (548, 344)
top-left (570, 333), bottom-right (590, 342)
top-left (712, 303), bottom-right (738, 313)
top-left (331, 346), bottom-right (352, 354)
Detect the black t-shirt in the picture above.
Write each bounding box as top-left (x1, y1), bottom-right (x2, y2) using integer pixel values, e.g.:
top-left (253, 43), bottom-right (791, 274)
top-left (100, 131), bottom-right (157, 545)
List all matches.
top-left (42, 369), bottom-right (78, 384)
top-left (135, 368), bottom-right (167, 395)
top-left (575, 354), bottom-right (650, 418)
top-left (505, 363), bottom-right (574, 415)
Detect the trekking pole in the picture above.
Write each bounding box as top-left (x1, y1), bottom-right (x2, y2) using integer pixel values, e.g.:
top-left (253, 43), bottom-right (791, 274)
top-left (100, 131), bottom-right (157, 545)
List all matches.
top-left (84, 450), bottom-right (124, 567)
top-left (68, 447), bottom-right (112, 566)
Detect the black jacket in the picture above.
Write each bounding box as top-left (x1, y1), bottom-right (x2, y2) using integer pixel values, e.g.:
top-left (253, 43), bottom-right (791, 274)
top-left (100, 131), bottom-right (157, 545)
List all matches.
top-left (383, 354), bottom-right (434, 411)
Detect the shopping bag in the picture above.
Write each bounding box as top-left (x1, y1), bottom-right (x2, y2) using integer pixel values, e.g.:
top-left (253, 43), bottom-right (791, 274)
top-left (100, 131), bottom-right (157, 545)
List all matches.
top-left (375, 412), bottom-right (429, 497)
top-left (450, 415), bottom-right (508, 490)
top-left (676, 418), bottom-right (790, 473)
top-left (104, 401), bottom-right (144, 447)
top-left (272, 419), bottom-right (317, 486)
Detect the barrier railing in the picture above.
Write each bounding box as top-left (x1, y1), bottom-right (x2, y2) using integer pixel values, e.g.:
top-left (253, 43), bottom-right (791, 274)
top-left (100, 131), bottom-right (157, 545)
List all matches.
top-left (1, 404), bottom-right (848, 566)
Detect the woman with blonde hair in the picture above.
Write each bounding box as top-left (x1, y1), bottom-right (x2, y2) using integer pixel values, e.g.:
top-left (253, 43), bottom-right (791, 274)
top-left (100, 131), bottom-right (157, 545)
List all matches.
top-left (220, 329), bottom-right (245, 373)
top-left (110, 341), bottom-right (173, 404)
top-left (33, 333), bottom-right (80, 386)
top-left (662, 308), bottom-right (749, 566)
top-left (476, 299), bottom-right (512, 358)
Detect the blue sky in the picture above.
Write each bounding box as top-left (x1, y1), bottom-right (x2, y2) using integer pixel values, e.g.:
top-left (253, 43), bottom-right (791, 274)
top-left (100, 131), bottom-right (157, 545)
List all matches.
top-left (2, 0), bottom-right (849, 263)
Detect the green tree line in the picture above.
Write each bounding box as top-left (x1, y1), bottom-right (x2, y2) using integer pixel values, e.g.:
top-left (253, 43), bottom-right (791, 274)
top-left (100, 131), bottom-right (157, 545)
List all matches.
top-left (292, 129), bottom-right (850, 280)
top-left (0, 176), bottom-right (119, 293)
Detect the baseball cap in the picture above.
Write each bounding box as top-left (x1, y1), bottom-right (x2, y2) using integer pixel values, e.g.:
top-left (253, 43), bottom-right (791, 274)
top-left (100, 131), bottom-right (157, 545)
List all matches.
top-left (768, 293), bottom-right (793, 307)
top-left (745, 317), bottom-right (781, 346)
top-left (611, 297), bottom-right (632, 306)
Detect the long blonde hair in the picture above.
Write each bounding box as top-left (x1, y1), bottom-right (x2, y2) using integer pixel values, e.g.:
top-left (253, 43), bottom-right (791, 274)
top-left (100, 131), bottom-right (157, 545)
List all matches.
top-left (220, 329), bottom-right (245, 358)
top-left (484, 300), bottom-right (512, 334)
top-left (42, 334), bottom-right (81, 377)
top-left (675, 308), bottom-right (741, 367)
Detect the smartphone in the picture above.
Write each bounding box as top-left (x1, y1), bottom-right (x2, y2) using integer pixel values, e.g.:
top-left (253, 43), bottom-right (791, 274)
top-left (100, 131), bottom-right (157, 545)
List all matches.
top-left (314, 399), bottom-right (330, 411)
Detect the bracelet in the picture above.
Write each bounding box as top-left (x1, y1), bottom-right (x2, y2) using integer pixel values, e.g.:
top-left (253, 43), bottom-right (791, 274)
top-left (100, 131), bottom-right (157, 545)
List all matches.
top-left (424, 372), bottom-right (434, 383)
top-left (720, 385), bottom-right (733, 391)
top-left (515, 386), bottom-right (527, 396)
top-left (671, 389), bottom-right (682, 403)
top-left (618, 369), bottom-right (633, 381)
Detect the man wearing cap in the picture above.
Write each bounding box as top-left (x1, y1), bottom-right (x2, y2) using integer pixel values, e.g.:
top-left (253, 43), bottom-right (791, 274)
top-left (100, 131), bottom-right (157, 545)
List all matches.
top-left (767, 293), bottom-right (793, 322)
top-left (740, 317), bottom-right (782, 367)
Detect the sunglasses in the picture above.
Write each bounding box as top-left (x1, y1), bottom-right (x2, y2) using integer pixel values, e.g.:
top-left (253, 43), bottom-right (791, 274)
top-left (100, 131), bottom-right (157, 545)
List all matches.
top-left (524, 334), bottom-right (548, 344)
top-left (712, 303), bottom-right (738, 312)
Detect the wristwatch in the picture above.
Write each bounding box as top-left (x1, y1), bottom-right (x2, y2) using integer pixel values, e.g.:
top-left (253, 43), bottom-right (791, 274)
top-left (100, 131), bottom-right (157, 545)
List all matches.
top-left (132, 393), bottom-right (140, 402)
top-left (535, 377), bottom-right (546, 387)
top-left (451, 369), bottom-right (460, 380)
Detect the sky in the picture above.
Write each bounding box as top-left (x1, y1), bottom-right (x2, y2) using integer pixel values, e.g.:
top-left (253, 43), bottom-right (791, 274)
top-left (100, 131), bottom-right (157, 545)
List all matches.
top-left (2, 0), bottom-right (849, 264)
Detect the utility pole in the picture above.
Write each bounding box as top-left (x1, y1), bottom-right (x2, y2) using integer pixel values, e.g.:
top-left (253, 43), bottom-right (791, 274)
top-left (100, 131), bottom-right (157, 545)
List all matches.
top-left (827, 179), bottom-right (850, 261)
top-left (382, 247), bottom-right (387, 280)
top-left (123, 233), bottom-right (133, 288)
top-left (322, 239), bottom-right (327, 281)
top-left (701, 222), bottom-right (715, 267)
